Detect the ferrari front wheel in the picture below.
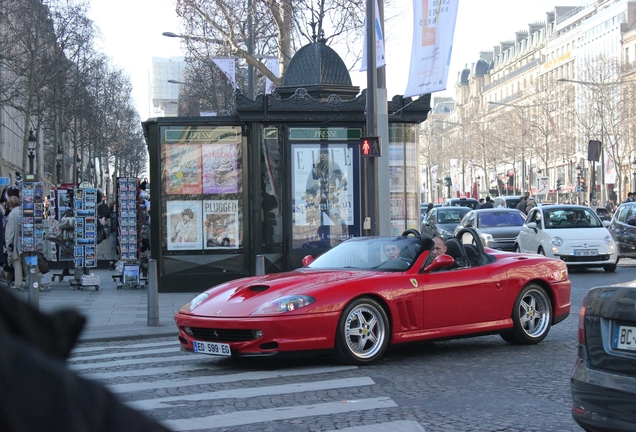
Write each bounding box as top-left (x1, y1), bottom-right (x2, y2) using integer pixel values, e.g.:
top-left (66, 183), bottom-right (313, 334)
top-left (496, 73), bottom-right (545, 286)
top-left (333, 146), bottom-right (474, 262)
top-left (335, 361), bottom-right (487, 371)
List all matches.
top-left (501, 284), bottom-right (552, 345)
top-left (334, 297), bottom-right (389, 365)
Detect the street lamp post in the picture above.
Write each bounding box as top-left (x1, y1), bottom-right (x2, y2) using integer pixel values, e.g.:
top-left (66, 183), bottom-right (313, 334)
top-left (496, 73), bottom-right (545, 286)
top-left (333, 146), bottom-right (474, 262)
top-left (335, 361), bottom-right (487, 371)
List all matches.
top-left (56, 145), bottom-right (63, 184)
top-left (27, 129), bottom-right (37, 176)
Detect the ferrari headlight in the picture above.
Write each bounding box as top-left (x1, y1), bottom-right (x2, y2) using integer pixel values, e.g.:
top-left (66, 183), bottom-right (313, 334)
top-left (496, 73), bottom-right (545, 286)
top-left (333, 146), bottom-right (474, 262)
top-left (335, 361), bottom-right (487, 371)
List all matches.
top-left (187, 293), bottom-right (209, 311)
top-left (604, 235), bottom-right (613, 245)
top-left (252, 295), bottom-right (316, 314)
top-left (550, 237), bottom-right (563, 246)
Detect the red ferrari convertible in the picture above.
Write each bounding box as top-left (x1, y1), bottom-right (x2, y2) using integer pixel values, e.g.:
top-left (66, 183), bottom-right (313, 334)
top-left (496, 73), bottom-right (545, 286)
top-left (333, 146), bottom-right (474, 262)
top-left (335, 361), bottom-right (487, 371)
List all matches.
top-left (175, 228), bottom-right (571, 365)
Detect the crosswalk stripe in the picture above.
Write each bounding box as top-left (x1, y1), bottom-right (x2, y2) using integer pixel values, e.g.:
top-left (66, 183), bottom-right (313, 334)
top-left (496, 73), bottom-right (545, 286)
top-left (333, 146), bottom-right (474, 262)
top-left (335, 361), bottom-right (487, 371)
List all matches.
top-left (162, 397), bottom-right (397, 431)
top-left (108, 365), bottom-right (357, 393)
top-left (128, 377), bottom-right (375, 410)
top-left (81, 364), bottom-right (212, 380)
top-left (69, 354), bottom-right (205, 371)
top-left (72, 340), bottom-right (176, 354)
top-left (71, 347), bottom-right (179, 361)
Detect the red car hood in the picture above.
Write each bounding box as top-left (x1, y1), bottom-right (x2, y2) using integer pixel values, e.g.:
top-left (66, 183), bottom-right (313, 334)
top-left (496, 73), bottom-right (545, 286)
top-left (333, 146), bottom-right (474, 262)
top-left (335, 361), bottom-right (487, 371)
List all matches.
top-left (178, 269), bottom-right (377, 318)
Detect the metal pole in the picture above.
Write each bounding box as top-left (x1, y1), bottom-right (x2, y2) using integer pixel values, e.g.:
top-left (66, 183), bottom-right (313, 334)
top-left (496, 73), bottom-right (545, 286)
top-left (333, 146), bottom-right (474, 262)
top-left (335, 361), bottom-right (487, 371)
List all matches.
top-left (28, 265), bottom-right (39, 309)
top-left (247, 0), bottom-right (254, 99)
top-left (255, 254), bottom-right (265, 275)
top-left (365, 0), bottom-right (378, 236)
top-left (147, 259), bottom-right (159, 326)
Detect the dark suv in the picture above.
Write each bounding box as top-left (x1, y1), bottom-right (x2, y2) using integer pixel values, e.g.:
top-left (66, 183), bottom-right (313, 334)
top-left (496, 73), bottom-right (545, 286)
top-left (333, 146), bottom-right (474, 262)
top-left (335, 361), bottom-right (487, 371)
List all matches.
top-left (608, 202), bottom-right (636, 258)
top-left (442, 197), bottom-right (479, 209)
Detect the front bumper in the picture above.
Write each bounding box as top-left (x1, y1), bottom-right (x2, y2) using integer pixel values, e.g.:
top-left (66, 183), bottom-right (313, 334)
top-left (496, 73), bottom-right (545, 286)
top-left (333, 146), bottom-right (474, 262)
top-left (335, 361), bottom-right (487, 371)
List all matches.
top-left (175, 311), bottom-right (340, 357)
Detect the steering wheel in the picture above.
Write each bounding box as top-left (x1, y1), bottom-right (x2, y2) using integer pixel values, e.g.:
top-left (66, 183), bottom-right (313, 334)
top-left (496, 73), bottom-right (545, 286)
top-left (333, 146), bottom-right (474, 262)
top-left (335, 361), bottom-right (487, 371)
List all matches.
top-left (401, 229), bottom-right (421, 237)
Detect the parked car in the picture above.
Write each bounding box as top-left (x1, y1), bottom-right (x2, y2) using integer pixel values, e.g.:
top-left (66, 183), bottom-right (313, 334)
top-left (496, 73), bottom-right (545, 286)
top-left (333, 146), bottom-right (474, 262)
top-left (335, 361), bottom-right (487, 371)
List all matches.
top-left (608, 202), bottom-right (636, 258)
top-left (500, 195), bottom-right (524, 210)
top-left (421, 206), bottom-right (471, 240)
top-left (515, 205), bottom-right (618, 272)
top-left (571, 285), bottom-right (636, 431)
top-left (420, 202), bottom-right (442, 226)
top-left (175, 228), bottom-right (571, 365)
top-left (595, 206), bottom-right (612, 222)
top-left (443, 197), bottom-right (479, 209)
top-left (454, 208), bottom-right (526, 251)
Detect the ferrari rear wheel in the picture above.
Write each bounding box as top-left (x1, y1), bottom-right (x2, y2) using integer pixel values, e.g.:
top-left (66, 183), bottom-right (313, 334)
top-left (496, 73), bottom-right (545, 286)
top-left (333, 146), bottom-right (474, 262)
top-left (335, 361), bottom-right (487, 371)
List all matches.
top-left (501, 284), bottom-right (552, 345)
top-left (334, 297), bottom-right (389, 365)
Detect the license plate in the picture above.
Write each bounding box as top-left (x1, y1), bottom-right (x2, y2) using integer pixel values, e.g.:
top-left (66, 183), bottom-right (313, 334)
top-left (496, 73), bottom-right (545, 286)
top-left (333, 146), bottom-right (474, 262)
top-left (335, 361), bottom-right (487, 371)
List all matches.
top-left (613, 325), bottom-right (636, 351)
top-left (193, 340), bottom-right (231, 356)
top-left (574, 249), bottom-right (598, 256)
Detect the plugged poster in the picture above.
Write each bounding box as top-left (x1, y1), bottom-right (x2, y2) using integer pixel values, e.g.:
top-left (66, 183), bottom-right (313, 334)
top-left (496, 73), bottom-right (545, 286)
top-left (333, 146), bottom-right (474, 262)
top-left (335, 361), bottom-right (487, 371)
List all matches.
top-left (203, 200), bottom-right (239, 249)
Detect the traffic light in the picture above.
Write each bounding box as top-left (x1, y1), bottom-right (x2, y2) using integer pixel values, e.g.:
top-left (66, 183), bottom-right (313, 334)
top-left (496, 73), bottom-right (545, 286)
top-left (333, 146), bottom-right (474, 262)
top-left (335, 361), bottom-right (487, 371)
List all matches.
top-left (360, 136), bottom-right (381, 157)
top-left (556, 179), bottom-right (562, 191)
top-left (580, 177), bottom-right (586, 191)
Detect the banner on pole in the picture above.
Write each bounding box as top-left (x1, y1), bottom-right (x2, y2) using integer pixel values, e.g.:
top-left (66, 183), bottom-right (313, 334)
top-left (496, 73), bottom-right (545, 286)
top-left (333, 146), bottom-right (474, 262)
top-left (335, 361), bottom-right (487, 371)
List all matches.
top-left (360, 0), bottom-right (386, 71)
top-left (212, 58), bottom-right (237, 89)
top-left (404, 0), bottom-right (460, 97)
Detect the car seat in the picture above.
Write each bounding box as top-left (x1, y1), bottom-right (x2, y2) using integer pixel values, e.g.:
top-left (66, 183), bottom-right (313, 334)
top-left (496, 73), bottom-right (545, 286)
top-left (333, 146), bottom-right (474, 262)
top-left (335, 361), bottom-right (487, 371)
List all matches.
top-left (399, 242), bottom-right (422, 263)
top-left (444, 239), bottom-right (469, 268)
top-left (464, 244), bottom-right (489, 267)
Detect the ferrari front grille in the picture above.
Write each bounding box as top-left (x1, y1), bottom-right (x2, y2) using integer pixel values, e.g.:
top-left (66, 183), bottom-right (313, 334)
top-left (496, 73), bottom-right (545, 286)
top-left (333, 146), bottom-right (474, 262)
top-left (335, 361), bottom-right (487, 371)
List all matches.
top-left (190, 328), bottom-right (256, 342)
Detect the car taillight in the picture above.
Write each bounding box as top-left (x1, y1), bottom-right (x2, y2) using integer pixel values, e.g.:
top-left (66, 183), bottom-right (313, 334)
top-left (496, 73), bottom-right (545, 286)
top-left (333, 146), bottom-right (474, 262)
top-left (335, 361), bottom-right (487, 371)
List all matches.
top-left (578, 295), bottom-right (588, 345)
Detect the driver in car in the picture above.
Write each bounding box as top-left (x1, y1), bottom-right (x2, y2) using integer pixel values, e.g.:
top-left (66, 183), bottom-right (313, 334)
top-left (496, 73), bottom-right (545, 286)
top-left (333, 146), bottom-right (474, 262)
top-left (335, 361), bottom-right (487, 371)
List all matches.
top-left (383, 244), bottom-right (401, 260)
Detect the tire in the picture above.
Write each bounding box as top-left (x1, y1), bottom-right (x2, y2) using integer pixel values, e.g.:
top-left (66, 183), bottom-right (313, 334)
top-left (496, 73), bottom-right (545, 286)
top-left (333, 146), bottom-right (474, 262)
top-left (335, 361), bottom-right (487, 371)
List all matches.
top-left (537, 247), bottom-right (545, 256)
top-left (604, 263), bottom-right (617, 272)
top-left (501, 284), bottom-right (552, 345)
top-left (334, 297), bottom-right (390, 365)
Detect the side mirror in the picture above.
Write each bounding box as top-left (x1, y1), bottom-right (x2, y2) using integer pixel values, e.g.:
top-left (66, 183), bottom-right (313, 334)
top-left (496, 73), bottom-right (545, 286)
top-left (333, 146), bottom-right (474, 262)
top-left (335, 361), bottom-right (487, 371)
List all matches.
top-left (423, 254), bottom-right (454, 272)
top-left (527, 222), bottom-right (538, 231)
top-left (301, 255), bottom-right (313, 267)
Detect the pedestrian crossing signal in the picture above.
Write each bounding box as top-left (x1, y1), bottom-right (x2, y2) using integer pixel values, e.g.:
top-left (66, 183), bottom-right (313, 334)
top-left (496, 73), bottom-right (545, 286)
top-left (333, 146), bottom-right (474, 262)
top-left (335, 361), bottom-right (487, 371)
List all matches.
top-left (360, 136), bottom-right (381, 157)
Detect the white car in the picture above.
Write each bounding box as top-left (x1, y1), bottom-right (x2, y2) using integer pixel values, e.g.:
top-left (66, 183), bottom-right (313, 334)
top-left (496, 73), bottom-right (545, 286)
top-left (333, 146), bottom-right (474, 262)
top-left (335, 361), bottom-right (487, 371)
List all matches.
top-left (515, 205), bottom-right (618, 272)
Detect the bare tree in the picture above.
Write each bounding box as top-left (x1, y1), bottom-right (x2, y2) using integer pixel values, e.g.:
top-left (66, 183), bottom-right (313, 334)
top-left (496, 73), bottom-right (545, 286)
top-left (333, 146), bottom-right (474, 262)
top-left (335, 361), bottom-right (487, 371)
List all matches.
top-left (174, 0), bottom-right (369, 87)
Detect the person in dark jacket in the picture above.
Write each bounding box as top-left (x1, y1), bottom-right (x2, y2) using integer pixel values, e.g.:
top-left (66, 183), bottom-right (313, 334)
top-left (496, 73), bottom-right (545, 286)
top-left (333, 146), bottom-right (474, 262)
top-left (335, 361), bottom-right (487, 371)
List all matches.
top-left (0, 284), bottom-right (171, 431)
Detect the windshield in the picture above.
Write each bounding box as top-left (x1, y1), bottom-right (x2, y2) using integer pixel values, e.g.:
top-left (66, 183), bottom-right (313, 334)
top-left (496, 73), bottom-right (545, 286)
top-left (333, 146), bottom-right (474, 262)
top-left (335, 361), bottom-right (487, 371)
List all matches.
top-left (307, 236), bottom-right (433, 271)
top-left (544, 208), bottom-right (604, 229)
top-left (437, 208), bottom-right (470, 223)
top-left (478, 212), bottom-right (525, 227)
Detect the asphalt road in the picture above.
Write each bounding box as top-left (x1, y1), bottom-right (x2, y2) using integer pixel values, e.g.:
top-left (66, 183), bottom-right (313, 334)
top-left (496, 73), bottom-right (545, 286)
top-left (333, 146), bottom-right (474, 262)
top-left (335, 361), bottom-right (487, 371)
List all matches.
top-left (67, 260), bottom-right (636, 431)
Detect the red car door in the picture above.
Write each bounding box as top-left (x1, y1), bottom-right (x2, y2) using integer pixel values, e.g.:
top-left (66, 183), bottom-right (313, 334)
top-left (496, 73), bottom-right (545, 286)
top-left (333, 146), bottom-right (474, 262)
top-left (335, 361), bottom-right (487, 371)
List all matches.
top-left (418, 265), bottom-right (506, 331)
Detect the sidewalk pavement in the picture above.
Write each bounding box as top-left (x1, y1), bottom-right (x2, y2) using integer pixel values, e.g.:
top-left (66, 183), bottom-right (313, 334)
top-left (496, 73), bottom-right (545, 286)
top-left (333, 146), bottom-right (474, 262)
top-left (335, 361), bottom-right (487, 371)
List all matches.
top-left (9, 268), bottom-right (196, 342)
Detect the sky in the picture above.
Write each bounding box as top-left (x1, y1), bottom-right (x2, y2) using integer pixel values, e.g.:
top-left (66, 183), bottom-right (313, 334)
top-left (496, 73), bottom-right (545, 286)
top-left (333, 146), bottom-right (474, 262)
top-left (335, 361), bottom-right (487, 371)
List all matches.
top-left (87, 0), bottom-right (585, 120)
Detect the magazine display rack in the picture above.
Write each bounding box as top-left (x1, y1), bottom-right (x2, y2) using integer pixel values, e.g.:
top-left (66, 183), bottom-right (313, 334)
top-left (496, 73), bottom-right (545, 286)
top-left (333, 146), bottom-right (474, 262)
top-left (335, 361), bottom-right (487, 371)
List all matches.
top-left (114, 177), bottom-right (145, 289)
top-left (69, 183), bottom-right (99, 291)
top-left (19, 181), bottom-right (49, 291)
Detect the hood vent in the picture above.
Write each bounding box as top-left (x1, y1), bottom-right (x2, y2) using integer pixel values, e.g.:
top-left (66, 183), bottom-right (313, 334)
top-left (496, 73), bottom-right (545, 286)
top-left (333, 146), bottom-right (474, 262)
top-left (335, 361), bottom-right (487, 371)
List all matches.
top-left (249, 285), bottom-right (269, 292)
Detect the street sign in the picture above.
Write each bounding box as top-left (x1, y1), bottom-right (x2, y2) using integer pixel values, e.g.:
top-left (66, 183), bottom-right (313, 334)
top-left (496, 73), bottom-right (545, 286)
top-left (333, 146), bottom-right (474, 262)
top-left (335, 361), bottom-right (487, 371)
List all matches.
top-left (0, 177), bottom-right (9, 186)
top-left (576, 186), bottom-right (581, 192)
top-left (536, 177), bottom-right (549, 195)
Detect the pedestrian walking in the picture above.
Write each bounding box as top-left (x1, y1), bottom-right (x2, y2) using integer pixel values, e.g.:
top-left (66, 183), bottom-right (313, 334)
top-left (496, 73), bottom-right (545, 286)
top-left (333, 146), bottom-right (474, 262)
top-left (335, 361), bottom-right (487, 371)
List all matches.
top-left (4, 196), bottom-right (23, 289)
